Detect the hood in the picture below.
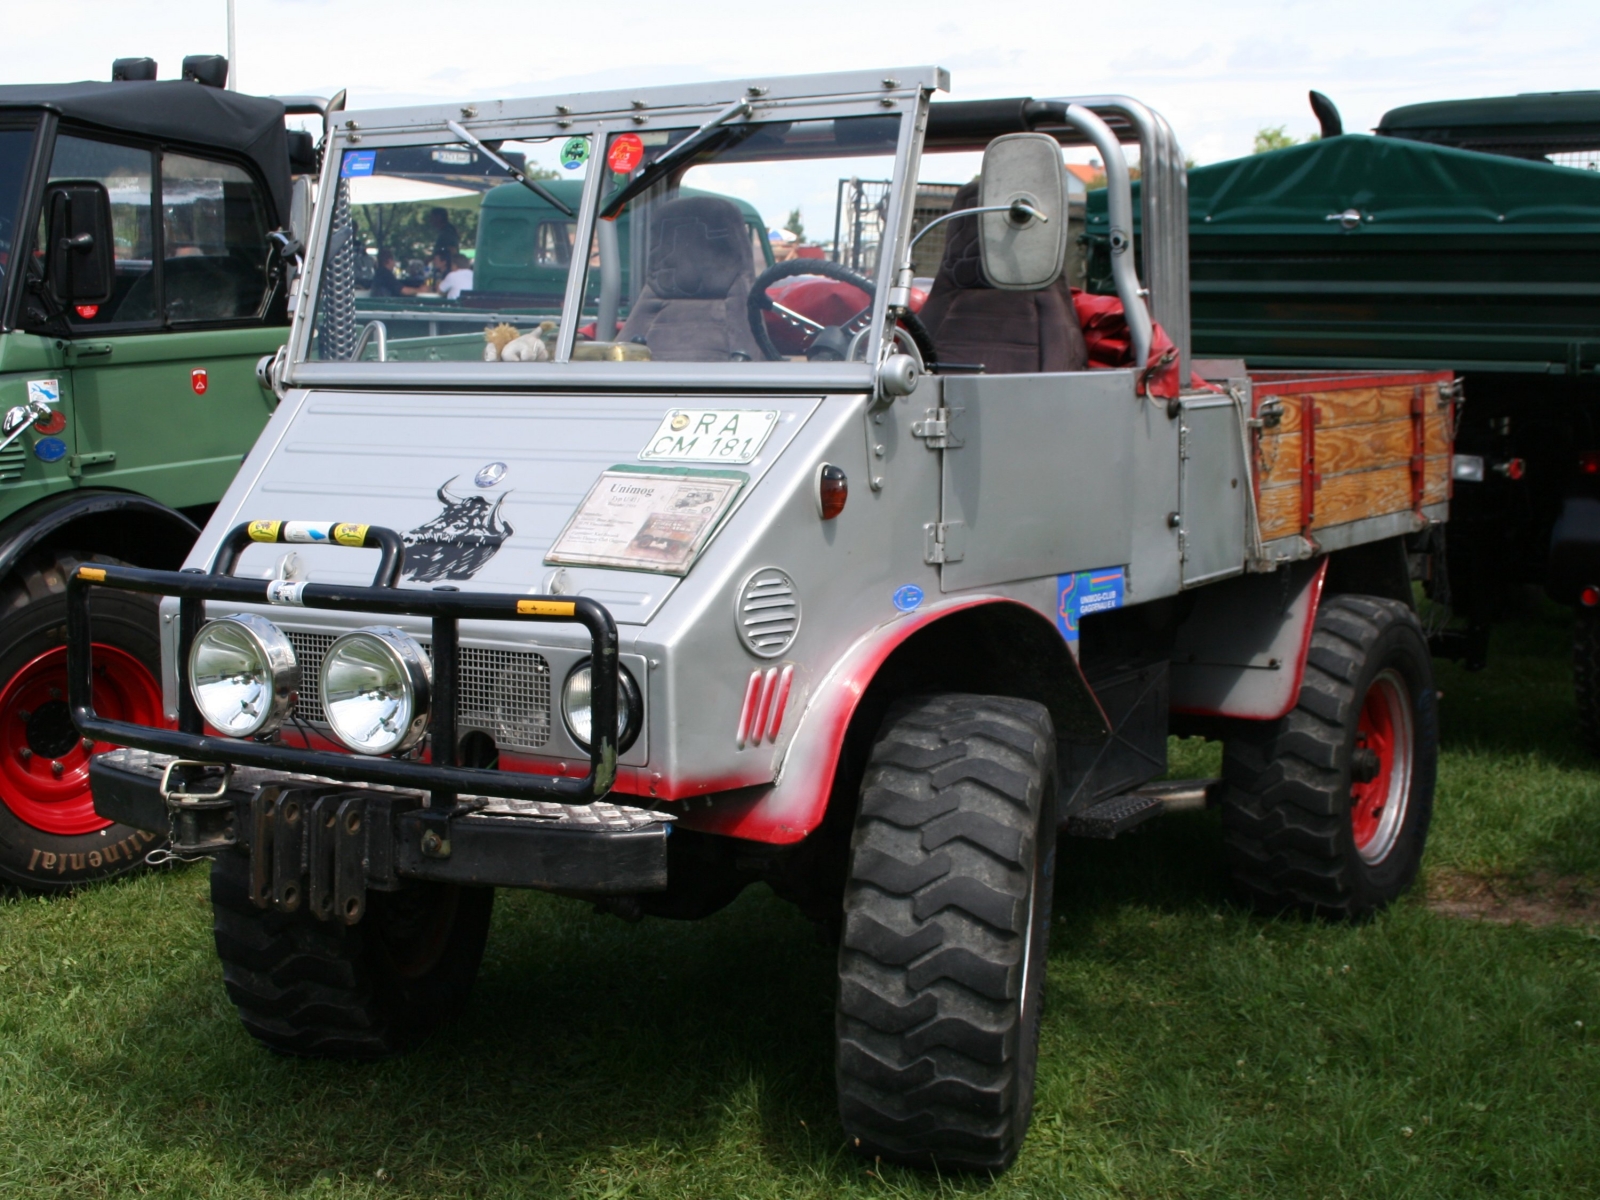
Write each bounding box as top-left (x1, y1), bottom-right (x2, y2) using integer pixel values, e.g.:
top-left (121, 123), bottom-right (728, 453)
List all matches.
top-left (208, 389), bottom-right (821, 624)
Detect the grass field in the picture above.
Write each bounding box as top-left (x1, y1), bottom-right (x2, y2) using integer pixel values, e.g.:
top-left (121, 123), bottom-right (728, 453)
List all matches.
top-left (2, 605), bottom-right (1598, 1198)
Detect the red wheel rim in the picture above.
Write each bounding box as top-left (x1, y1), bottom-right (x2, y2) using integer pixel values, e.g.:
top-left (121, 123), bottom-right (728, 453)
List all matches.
top-left (1349, 668), bottom-right (1414, 865)
top-left (0, 644), bottom-right (165, 836)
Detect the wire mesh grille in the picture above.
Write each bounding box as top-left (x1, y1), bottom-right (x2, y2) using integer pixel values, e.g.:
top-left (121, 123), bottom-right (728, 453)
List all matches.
top-left (285, 632), bottom-right (552, 749)
top-left (286, 631), bottom-right (338, 724)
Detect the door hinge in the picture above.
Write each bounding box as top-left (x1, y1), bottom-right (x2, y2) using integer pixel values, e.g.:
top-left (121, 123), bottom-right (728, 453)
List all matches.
top-left (1176, 528), bottom-right (1188, 561)
top-left (911, 406), bottom-right (962, 450)
top-left (67, 451), bottom-right (115, 478)
top-left (1178, 423), bottom-right (1191, 460)
top-left (923, 520), bottom-right (967, 564)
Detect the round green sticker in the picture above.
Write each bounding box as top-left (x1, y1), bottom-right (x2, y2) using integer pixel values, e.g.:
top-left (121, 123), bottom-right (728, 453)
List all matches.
top-left (560, 136), bottom-right (590, 169)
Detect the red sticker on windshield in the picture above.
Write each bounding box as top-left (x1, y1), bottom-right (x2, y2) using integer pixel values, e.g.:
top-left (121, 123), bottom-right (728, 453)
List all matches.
top-left (607, 134), bottom-right (645, 174)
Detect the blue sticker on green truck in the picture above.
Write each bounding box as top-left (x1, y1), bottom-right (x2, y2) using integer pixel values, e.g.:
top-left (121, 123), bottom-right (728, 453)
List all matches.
top-left (1056, 568), bottom-right (1125, 642)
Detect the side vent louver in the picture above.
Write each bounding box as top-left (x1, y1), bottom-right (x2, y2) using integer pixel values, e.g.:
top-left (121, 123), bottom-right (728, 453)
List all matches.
top-left (736, 567), bottom-right (800, 658)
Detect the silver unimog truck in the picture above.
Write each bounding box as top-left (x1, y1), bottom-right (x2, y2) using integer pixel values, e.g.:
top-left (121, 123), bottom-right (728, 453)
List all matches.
top-left (71, 67), bottom-right (1451, 1172)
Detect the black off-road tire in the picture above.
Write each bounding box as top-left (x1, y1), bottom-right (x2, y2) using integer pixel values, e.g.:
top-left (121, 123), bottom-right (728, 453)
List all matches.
top-left (1221, 594), bottom-right (1438, 919)
top-left (836, 693), bottom-right (1056, 1173)
top-left (0, 550), bottom-right (166, 893)
top-left (211, 849), bottom-right (495, 1058)
top-left (1573, 611), bottom-right (1600, 756)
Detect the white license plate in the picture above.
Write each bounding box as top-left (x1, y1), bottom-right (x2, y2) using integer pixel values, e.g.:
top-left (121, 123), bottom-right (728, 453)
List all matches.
top-left (639, 408), bottom-right (778, 464)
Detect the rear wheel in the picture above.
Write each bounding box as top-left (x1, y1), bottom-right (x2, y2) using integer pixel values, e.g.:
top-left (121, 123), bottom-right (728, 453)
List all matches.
top-left (836, 693), bottom-right (1056, 1173)
top-left (1220, 594), bottom-right (1437, 919)
top-left (210, 849), bottom-right (494, 1058)
top-left (0, 551), bottom-right (166, 893)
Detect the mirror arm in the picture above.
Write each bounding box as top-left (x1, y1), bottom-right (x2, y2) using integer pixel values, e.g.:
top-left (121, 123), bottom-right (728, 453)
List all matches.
top-left (909, 201), bottom-right (1046, 251)
top-left (445, 119), bottom-right (576, 217)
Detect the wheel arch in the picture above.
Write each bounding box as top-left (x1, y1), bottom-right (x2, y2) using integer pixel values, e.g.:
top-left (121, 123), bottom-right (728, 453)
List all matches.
top-left (677, 597), bottom-right (1108, 844)
top-left (0, 491), bottom-right (200, 581)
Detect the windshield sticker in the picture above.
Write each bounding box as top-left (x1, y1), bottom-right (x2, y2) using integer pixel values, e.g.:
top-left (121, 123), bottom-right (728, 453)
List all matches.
top-left (560, 137), bottom-right (590, 169)
top-left (402, 476), bottom-right (514, 583)
top-left (1056, 568), bottom-right (1126, 642)
top-left (33, 437), bottom-right (66, 463)
top-left (640, 409), bottom-right (779, 464)
top-left (546, 470), bottom-right (744, 575)
top-left (607, 133), bottom-right (645, 174)
top-left (339, 150), bottom-right (376, 178)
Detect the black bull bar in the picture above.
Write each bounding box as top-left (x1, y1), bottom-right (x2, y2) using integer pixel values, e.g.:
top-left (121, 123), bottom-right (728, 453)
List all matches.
top-left (68, 521), bottom-right (669, 908)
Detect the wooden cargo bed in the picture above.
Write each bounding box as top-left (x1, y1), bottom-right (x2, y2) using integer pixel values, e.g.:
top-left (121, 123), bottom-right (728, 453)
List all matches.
top-left (1248, 370), bottom-right (1455, 546)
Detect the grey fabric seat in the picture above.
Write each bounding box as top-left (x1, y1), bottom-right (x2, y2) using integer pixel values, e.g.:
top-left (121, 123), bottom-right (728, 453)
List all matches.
top-left (917, 181), bottom-right (1088, 374)
top-left (618, 196), bottom-right (764, 362)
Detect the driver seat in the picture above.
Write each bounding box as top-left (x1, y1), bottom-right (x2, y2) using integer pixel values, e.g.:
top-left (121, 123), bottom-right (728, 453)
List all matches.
top-left (618, 196), bottom-right (764, 362)
top-left (917, 181), bottom-right (1088, 374)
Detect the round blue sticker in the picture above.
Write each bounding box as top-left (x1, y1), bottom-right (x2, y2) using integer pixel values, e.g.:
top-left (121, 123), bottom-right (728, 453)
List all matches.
top-left (892, 584), bottom-right (924, 613)
top-left (33, 437), bottom-right (67, 463)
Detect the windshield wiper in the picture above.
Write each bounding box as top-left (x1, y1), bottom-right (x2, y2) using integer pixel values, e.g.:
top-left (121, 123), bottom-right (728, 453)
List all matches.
top-left (598, 98), bottom-right (754, 220)
top-left (444, 119), bottom-right (576, 217)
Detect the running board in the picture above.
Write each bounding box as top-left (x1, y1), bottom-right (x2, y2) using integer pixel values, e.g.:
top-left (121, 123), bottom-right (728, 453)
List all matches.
top-left (1063, 777), bottom-right (1221, 839)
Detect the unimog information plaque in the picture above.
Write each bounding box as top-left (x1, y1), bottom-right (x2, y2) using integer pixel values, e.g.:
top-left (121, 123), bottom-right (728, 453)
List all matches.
top-left (545, 469), bottom-right (744, 573)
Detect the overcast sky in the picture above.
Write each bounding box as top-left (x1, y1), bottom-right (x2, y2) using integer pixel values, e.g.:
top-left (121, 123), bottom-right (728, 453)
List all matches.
top-left (11, 0), bottom-right (1598, 166)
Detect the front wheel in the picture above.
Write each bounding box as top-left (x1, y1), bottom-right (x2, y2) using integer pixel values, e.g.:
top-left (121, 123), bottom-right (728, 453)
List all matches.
top-left (0, 551), bottom-right (167, 893)
top-left (1221, 594), bottom-right (1438, 919)
top-left (211, 850), bottom-right (494, 1058)
top-left (836, 693), bottom-right (1056, 1173)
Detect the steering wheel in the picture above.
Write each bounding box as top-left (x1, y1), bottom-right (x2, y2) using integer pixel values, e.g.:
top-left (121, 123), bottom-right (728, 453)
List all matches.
top-left (747, 258), bottom-right (938, 365)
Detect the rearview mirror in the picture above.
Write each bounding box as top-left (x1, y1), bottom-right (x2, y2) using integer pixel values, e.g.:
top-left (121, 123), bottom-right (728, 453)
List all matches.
top-left (44, 181), bottom-right (114, 306)
top-left (978, 133), bottom-right (1067, 290)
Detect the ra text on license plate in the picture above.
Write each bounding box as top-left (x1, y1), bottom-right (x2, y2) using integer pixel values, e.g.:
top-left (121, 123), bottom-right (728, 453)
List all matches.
top-left (639, 409), bottom-right (778, 464)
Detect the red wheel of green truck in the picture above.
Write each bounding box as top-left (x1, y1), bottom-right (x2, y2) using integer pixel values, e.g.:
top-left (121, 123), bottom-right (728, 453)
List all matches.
top-left (0, 552), bottom-right (167, 893)
top-left (1348, 668), bottom-right (1415, 864)
top-left (0, 644), bottom-right (163, 836)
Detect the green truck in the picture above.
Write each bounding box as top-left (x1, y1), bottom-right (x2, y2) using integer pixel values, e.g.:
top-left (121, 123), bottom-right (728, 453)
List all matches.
top-left (1086, 91), bottom-right (1600, 743)
top-left (0, 61), bottom-right (314, 890)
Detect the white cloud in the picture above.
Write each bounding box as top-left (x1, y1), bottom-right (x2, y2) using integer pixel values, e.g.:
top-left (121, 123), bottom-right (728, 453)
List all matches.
top-left (7, 0), bottom-right (1598, 164)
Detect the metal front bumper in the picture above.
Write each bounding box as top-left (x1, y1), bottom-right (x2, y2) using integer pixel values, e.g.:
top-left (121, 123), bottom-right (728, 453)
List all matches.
top-left (91, 750), bottom-right (672, 919)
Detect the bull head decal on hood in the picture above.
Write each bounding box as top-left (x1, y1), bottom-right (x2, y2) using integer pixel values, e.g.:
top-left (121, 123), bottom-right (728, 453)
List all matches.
top-left (402, 475), bottom-right (514, 582)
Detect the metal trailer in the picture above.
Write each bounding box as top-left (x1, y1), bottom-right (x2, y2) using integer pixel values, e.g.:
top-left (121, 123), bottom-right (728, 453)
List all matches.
top-left (0, 59), bottom-right (341, 891)
top-left (1087, 90), bottom-right (1600, 746)
top-left (74, 68), bottom-right (1448, 1173)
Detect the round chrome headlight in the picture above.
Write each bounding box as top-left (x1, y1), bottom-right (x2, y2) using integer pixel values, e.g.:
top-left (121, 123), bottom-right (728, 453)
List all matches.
top-left (188, 614), bottom-right (299, 738)
top-left (319, 627), bottom-right (431, 756)
top-left (561, 659), bottom-right (642, 753)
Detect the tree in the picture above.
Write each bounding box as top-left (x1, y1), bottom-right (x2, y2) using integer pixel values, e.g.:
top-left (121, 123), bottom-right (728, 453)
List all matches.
top-left (1253, 126), bottom-right (1319, 155)
top-left (784, 207), bottom-right (804, 241)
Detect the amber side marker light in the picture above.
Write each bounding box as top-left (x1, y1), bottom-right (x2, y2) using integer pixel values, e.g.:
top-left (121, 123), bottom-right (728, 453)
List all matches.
top-left (816, 463), bottom-right (847, 520)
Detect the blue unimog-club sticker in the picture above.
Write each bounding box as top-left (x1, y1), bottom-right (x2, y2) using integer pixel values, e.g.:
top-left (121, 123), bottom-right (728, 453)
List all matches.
top-left (1056, 567), bottom-right (1125, 642)
top-left (340, 150), bottom-right (377, 178)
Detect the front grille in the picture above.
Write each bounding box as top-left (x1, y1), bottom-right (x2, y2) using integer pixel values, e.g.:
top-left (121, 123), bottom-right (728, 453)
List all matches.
top-left (286, 631), bottom-right (338, 724)
top-left (284, 630), bottom-right (551, 749)
top-left (458, 646), bottom-right (551, 748)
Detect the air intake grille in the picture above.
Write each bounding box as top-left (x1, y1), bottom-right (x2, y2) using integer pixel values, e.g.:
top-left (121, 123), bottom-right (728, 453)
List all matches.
top-left (284, 631), bottom-right (551, 749)
top-left (737, 567), bottom-right (800, 658)
top-left (286, 631), bottom-right (338, 725)
top-left (0, 443), bottom-right (27, 483)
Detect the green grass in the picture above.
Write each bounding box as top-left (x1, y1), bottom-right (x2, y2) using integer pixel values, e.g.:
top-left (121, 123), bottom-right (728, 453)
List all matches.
top-left (3, 606), bottom-right (1599, 1198)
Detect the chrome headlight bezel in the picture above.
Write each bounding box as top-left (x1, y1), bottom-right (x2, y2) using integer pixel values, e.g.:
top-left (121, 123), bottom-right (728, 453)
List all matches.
top-left (560, 658), bottom-right (642, 753)
top-left (318, 626), bottom-right (432, 756)
top-left (187, 613), bottom-right (300, 739)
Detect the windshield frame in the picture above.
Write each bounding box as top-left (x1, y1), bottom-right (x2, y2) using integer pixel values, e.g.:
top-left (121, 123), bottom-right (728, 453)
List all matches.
top-left (287, 70), bottom-right (942, 385)
top-left (0, 112), bottom-right (46, 334)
